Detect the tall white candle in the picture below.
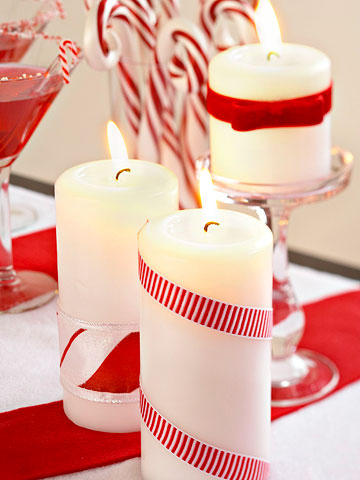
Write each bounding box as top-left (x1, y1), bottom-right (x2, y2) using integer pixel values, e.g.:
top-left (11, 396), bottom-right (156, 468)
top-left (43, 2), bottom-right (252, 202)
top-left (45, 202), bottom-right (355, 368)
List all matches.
top-left (55, 133), bottom-right (178, 433)
top-left (208, 0), bottom-right (331, 185)
top-left (139, 203), bottom-right (273, 479)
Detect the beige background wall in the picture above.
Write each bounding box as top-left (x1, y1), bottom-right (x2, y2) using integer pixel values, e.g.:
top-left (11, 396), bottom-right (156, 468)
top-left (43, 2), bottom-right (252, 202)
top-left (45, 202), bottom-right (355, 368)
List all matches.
top-left (12, 0), bottom-right (360, 269)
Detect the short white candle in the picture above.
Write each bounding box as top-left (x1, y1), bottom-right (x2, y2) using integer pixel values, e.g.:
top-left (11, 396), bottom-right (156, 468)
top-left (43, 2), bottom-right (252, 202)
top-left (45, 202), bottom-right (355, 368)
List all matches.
top-left (208, 0), bottom-right (331, 185)
top-left (55, 127), bottom-right (178, 433)
top-left (139, 183), bottom-right (273, 478)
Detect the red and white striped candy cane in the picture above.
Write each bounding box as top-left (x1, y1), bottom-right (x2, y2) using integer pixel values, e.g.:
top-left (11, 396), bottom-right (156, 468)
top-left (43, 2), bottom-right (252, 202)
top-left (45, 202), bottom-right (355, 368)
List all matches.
top-left (137, 50), bottom-right (167, 163)
top-left (160, 0), bottom-right (179, 20)
top-left (153, 19), bottom-right (209, 208)
top-left (59, 39), bottom-right (80, 84)
top-left (85, 0), bottom-right (156, 147)
top-left (83, 0), bottom-right (92, 10)
top-left (157, 0), bottom-right (179, 28)
top-left (200, 0), bottom-right (256, 53)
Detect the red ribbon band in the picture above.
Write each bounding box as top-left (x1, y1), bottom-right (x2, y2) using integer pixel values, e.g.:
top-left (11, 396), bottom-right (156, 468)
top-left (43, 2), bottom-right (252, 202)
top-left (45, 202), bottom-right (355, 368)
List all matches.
top-left (207, 83), bottom-right (332, 132)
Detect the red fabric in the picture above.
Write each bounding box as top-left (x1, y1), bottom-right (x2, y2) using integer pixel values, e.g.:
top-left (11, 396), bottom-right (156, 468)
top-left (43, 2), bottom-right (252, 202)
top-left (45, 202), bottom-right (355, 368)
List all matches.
top-left (0, 228), bottom-right (359, 479)
top-left (0, 401), bottom-right (140, 480)
top-left (207, 83), bottom-right (332, 131)
top-left (272, 290), bottom-right (360, 420)
top-left (13, 227), bottom-right (58, 281)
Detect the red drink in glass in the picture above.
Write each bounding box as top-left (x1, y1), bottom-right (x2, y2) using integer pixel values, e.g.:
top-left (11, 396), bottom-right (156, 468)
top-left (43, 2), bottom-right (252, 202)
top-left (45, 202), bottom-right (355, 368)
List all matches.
top-left (0, 64), bottom-right (63, 167)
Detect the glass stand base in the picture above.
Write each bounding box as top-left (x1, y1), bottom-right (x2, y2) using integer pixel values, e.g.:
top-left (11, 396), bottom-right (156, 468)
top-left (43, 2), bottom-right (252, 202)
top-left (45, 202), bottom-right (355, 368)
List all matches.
top-left (10, 204), bottom-right (37, 233)
top-left (0, 270), bottom-right (57, 313)
top-left (271, 349), bottom-right (339, 407)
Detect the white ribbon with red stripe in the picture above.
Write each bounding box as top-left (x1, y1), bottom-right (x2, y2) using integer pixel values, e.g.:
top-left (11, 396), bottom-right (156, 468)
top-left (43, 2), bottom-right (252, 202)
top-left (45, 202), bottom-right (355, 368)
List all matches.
top-left (138, 254), bottom-right (272, 339)
top-left (140, 387), bottom-right (270, 480)
top-left (57, 306), bottom-right (140, 404)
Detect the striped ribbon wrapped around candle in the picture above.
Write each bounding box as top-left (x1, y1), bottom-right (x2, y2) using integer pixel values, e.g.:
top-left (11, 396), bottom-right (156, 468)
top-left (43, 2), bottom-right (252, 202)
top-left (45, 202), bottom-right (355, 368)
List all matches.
top-left (138, 254), bottom-right (272, 339)
top-left (138, 250), bottom-right (272, 479)
top-left (140, 387), bottom-right (270, 480)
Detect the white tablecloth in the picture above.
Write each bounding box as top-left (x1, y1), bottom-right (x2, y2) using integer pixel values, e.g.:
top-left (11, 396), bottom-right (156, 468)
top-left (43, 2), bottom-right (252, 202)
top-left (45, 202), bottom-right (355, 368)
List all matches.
top-left (2, 185), bottom-right (359, 480)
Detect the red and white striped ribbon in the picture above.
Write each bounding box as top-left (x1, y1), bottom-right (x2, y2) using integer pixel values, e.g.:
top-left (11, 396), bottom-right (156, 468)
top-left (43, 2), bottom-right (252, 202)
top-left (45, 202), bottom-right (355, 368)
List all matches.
top-left (140, 387), bottom-right (270, 480)
top-left (138, 255), bottom-right (272, 339)
top-left (59, 39), bottom-right (80, 84)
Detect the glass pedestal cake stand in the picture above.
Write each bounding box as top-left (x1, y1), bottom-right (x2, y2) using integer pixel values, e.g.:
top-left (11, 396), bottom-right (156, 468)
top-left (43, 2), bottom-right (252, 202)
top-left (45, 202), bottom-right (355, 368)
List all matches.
top-left (197, 148), bottom-right (353, 407)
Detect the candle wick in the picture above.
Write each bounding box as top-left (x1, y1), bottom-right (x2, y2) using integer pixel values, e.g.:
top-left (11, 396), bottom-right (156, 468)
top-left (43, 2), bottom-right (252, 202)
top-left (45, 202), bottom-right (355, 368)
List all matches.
top-left (204, 221), bottom-right (220, 232)
top-left (267, 51), bottom-right (280, 61)
top-left (116, 168), bottom-right (131, 180)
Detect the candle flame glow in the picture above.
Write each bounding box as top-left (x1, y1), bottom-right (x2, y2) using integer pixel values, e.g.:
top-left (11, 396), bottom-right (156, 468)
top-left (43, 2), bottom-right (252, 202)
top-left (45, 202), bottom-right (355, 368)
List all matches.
top-left (107, 120), bottom-right (129, 173)
top-left (199, 167), bottom-right (217, 214)
top-left (255, 0), bottom-right (282, 56)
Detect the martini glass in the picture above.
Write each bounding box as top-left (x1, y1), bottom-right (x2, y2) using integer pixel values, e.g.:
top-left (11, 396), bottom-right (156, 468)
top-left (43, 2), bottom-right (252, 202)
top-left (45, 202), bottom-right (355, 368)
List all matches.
top-left (0, 0), bottom-right (64, 232)
top-left (0, 30), bottom-right (81, 313)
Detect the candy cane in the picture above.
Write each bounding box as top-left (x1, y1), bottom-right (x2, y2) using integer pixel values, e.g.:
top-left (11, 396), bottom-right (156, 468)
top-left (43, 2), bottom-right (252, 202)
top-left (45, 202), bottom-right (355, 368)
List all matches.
top-left (84, 0), bottom-right (156, 150)
top-left (137, 50), bottom-right (167, 163)
top-left (84, 0), bottom-right (156, 68)
top-left (155, 19), bottom-right (209, 208)
top-left (200, 0), bottom-right (257, 53)
top-left (83, 0), bottom-right (92, 10)
top-left (59, 39), bottom-right (80, 84)
top-left (157, 0), bottom-right (179, 28)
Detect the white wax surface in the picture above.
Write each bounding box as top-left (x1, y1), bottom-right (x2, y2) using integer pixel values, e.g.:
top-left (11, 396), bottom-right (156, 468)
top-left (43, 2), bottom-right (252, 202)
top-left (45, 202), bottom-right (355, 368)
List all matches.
top-left (208, 44), bottom-right (332, 184)
top-left (56, 159), bottom-right (178, 324)
top-left (139, 209), bottom-right (273, 479)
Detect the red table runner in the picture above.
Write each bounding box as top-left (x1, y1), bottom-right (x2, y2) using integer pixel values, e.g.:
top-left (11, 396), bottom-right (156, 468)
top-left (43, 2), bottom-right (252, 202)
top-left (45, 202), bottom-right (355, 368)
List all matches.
top-left (1, 228), bottom-right (359, 479)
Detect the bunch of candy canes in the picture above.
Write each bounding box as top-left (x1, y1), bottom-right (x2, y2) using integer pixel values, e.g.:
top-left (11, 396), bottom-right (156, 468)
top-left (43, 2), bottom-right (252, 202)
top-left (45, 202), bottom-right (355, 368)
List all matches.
top-left (83, 0), bottom-right (257, 207)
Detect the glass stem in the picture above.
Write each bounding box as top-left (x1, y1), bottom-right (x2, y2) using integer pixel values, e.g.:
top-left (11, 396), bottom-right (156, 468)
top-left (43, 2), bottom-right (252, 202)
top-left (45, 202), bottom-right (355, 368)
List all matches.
top-left (267, 206), bottom-right (291, 291)
top-left (0, 167), bottom-right (17, 286)
top-left (264, 206), bottom-right (305, 360)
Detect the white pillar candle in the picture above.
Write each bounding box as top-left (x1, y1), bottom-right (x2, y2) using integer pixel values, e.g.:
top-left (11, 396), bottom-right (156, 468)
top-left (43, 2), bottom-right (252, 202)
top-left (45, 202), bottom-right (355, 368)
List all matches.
top-left (208, 0), bottom-right (331, 185)
top-left (139, 204), bottom-right (273, 479)
top-left (56, 148), bottom-right (178, 432)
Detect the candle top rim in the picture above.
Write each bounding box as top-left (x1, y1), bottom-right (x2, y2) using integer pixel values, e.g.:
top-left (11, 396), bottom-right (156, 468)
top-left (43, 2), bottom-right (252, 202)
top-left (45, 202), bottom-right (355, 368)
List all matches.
top-left (210, 43), bottom-right (331, 70)
top-left (140, 208), bottom-right (273, 252)
top-left (55, 159), bottom-right (179, 195)
top-left (209, 44), bottom-right (331, 101)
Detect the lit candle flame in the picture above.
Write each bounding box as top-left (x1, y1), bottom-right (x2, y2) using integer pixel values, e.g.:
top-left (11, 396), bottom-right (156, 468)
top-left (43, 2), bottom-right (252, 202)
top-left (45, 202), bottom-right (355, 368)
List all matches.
top-left (255, 0), bottom-right (282, 56)
top-left (199, 167), bottom-right (217, 219)
top-left (107, 120), bottom-right (129, 175)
